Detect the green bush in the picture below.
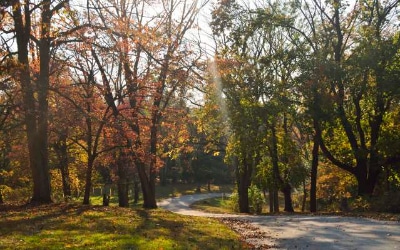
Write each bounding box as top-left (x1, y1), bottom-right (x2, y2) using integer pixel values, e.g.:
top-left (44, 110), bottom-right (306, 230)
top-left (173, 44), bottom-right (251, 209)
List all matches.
top-left (350, 196), bottom-right (371, 212)
top-left (228, 185), bottom-right (264, 214)
top-left (248, 184), bottom-right (263, 214)
top-left (350, 192), bottom-right (400, 213)
top-left (228, 190), bottom-right (240, 212)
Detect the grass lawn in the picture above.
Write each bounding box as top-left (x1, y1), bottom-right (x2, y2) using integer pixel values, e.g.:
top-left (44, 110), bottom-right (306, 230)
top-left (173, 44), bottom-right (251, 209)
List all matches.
top-left (190, 197), bottom-right (234, 214)
top-left (0, 203), bottom-right (249, 249)
top-left (155, 184), bottom-right (234, 200)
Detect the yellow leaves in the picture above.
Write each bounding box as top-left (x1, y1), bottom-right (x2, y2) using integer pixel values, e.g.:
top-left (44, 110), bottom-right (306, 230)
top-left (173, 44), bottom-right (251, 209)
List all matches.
top-left (0, 169), bottom-right (14, 178)
top-left (317, 162), bottom-right (357, 200)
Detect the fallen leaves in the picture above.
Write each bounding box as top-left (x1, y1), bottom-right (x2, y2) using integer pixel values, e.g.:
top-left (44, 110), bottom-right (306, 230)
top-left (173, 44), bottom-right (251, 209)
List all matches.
top-left (218, 218), bottom-right (277, 249)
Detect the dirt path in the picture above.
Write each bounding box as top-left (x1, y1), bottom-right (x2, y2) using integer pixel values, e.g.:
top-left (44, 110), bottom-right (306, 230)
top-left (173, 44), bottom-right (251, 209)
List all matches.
top-left (158, 193), bottom-right (400, 249)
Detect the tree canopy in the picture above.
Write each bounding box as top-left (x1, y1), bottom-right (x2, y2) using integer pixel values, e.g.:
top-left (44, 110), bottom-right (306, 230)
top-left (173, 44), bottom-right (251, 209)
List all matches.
top-left (1, 0), bottom-right (399, 213)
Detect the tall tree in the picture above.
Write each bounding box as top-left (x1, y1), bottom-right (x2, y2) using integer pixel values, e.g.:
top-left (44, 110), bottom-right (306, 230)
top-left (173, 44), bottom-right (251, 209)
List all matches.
top-left (300, 0), bottom-right (400, 196)
top-left (87, 0), bottom-right (208, 208)
top-left (211, 0), bottom-right (307, 213)
top-left (1, 0), bottom-right (86, 203)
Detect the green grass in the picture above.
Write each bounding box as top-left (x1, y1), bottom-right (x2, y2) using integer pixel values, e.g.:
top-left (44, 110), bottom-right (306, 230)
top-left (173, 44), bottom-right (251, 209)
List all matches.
top-left (190, 197), bottom-right (400, 222)
top-left (0, 203), bottom-right (249, 249)
top-left (155, 183), bottom-right (234, 200)
top-left (190, 197), bottom-right (234, 214)
top-left (71, 183), bottom-right (234, 206)
top-left (191, 196), bottom-right (291, 215)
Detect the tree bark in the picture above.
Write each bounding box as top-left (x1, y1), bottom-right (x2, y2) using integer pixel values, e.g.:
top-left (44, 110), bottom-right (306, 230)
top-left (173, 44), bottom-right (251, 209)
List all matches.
top-left (12, 0), bottom-right (52, 204)
top-left (282, 183), bottom-right (294, 212)
top-left (268, 189), bottom-right (274, 213)
top-left (273, 188), bottom-right (279, 213)
top-left (133, 177), bottom-right (140, 204)
top-left (54, 131), bottom-right (71, 198)
top-left (234, 156), bottom-right (251, 213)
top-left (141, 118), bottom-right (159, 209)
top-left (31, 0), bottom-right (52, 204)
top-left (83, 157), bottom-right (95, 205)
top-left (310, 122), bottom-right (320, 212)
top-left (302, 180), bottom-right (307, 212)
top-left (270, 125), bottom-right (281, 213)
top-left (117, 152), bottom-right (129, 207)
top-left (136, 160), bottom-right (157, 208)
top-left (355, 163), bottom-right (380, 196)
top-left (118, 179), bottom-right (129, 207)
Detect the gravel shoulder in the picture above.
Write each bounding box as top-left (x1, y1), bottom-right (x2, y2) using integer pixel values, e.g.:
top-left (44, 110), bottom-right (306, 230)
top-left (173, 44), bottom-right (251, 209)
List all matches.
top-left (158, 193), bottom-right (400, 250)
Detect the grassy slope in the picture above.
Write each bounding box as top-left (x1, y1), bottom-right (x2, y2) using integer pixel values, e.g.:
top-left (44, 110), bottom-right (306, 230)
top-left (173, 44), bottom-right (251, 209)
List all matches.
top-left (0, 203), bottom-right (247, 249)
top-left (190, 197), bottom-right (234, 214)
top-left (0, 184), bottom-right (247, 249)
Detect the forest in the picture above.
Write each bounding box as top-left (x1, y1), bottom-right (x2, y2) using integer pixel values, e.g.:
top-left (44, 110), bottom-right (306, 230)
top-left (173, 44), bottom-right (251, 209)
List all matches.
top-left (0, 0), bottom-right (399, 214)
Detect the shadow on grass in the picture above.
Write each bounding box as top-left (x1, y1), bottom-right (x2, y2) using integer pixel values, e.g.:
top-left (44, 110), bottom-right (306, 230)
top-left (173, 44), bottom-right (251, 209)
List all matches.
top-left (0, 203), bottom-right (247, 249)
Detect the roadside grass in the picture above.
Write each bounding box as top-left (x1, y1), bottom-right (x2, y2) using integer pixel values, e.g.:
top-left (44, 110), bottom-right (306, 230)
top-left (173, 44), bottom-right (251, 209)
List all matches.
top-left (72, 183), bottom-right (234, 206)
top-left (155, 183), bottom-right (234, 200)
top-left (0, 203), bottom-right (249, 249)
top-left (191, 194), bottom-right (296, 215)
top-left (190, 197), bottom-right (234, 214)
top-left (190, 197), bottom-right (400, 221)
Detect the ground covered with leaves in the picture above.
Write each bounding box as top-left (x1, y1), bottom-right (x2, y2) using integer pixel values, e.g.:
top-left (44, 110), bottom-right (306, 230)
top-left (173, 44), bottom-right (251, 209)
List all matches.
top-left (0, 203), bottom-right (249, 249)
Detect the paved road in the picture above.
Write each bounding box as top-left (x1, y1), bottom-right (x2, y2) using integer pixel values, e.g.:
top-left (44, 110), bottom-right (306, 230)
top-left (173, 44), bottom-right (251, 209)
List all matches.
top-left (159, 193), bottom-right (400, 250)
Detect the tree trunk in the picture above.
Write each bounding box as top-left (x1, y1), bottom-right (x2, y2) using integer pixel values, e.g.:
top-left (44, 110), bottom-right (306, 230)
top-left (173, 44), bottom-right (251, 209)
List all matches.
top-left (238, 174), bottom-right (250, 213)
top-left (102, 193), bottom-right (110, 206)
top-left (118, 179), bottom-right (129, 207)
top-left (196, 183), bottom-right (201, 193)
top-left (302, 180), bottom-right (307, 212)
top-left (136, 160), bottom-right (157, 209)
top-left (132, 104), bottom-right (159, 209)
top-left (270, 125), bottom-right (281, 213)
top-left (60, 160), bottom-right (71, 199)
top-left (310, 126), bottom-right (320, 212)
top-left (133, 177), bottom-right (140, 204)
top-left (355, 164), bottom-right (380, 196)
top-left (273, 188), bottom-right (279, 213)
top-left (12, 0), bottom-right (52, 204)
top-left (268, 189), bottom-right (274, 213)
top-left (31, 0), bottom-right (52, 204)
top-left (117, 153), bottom-right (129, 207)
top-left (83, 157), bottom-right (95, 205)
top-left (54, 131), bottom-right (71, 199)
top-left (160, 165), bottom-right (167, 186)
top-left (234, 156), bottom-right (251, 213)
top-left (282, 183), bottom-right (294, 212)
top-left (60, 162), bottom-right (71, 199)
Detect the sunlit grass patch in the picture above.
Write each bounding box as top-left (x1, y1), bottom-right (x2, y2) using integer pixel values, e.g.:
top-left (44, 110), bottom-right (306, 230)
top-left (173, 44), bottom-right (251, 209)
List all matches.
top-left (0, 203), bottom-right (247, 249)
top-left (156, 183), bottom-right (234, 200)
top-left (190, 197), bottom-right (234, 214)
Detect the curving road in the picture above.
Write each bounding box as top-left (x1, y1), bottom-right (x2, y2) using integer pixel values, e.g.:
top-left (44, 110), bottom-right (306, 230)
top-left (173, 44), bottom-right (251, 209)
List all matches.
top-left (159, 193), bottom-right (400, 250)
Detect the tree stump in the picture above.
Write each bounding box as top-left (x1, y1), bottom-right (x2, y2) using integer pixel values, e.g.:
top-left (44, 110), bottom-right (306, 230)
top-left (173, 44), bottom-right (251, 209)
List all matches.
top-left (103, 194), bottom-right (110, 206)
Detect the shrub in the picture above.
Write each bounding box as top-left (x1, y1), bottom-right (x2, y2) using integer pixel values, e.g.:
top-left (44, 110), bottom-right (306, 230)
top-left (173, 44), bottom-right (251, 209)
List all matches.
top-left (248, 184), bottom-right (263, 214)
top-left (350, 192), bottom-right (400, 213)
top-left (228, 185), bottom-right (264, 214)
top-left (228, 190), bottom-right (240, 212)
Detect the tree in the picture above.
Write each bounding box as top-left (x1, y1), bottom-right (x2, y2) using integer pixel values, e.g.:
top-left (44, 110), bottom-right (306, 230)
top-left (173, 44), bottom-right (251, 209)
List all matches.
top-left (87, 0), bottom-right (208, 208)
top-left (297, 0), bottom-right (400, 196)
top-left (1, 0), bottom-right (80, 203)
top-left (211, 0), bottom-right (308, 213)
top-left (66, 51), bottom-right (115, 205)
